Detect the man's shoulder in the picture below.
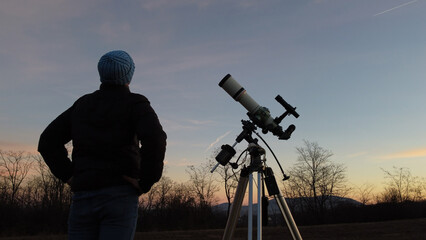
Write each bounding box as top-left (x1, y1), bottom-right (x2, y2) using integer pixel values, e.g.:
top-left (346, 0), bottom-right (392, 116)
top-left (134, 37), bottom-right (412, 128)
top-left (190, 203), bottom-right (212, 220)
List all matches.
top-left (72, 89), bottom-right (150, 106)
top-left (129, 92), bottom-right (150, 103)
top-left (73, 91), bottom-right (98, 104)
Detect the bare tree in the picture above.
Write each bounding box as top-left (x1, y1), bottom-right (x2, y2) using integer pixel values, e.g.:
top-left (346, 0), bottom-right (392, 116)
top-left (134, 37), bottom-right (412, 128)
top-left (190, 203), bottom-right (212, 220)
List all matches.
top-left (283, 140), bottom-right (348, 221)
top-left (186, 161), bottom-right (220, 208)
top-left (354, 183), bottom-right (375, 205)
top-left (0, 150), bottom-right (32, 204)
top-left (209, 147), bottom-right (240, 215)
top-left (0, 163), bottom-right (8, 203)
top-left (139, 175), bottom-right (179, 211)
top-left (31, 153), bottom-right (71, 208)
top-left (168, 182), bottom-right (196, 208)
top-left (152, 176), bottom-right (174, 210)
top-left (379, 166), bottom-right (425, 203)
top-left (216, 163), bottom-right (239, 215)
top-left (139, 185), bottom-right (157, 211)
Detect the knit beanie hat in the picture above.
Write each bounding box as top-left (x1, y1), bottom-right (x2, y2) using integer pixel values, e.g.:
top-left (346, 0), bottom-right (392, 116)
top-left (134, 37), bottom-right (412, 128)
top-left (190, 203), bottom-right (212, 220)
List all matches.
top-left (98, 50), bottom-right (135, 85)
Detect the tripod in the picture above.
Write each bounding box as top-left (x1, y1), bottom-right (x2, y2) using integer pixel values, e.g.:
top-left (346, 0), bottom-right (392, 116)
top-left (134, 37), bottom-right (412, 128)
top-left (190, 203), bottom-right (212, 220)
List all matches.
top-left (222, 143), bottom-right (302, 240)
top-left (212, 120), bottom-right (302, 240)
top-left (214, 75), bottom-right (301, 239)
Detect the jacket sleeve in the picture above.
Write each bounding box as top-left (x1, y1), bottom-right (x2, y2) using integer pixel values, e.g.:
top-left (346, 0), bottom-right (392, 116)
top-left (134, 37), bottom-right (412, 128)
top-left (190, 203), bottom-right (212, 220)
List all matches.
top-left (133, 99), bottom-right (167, 193)
top-left (37, 106), bottom-right (73, 183)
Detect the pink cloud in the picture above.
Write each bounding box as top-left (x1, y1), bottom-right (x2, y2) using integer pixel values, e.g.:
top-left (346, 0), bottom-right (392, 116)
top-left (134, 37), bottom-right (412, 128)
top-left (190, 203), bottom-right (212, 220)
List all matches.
top-left (379, 148), bottom-right (426, 160)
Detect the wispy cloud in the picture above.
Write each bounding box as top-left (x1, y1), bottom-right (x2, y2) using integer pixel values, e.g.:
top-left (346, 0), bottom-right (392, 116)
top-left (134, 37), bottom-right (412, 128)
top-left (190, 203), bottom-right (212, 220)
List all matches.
top-left (0, 0), bottom-right (92, 20)
top-left (374, 0), bottom-right (418, 17)
top-left (141, 0), bottom-right (215, 10)
top-left (162, 118), bottom-right (215, 132)
top-left (139, 45), bottom-right (249, 77)
top-left (165, 158), bottom-right (194, 167)
top-left (96, 21), bottom-right (132, 42)
top-left (345, 151), bottom-right (368, 158)
top-left (187, 119), bottom-right (214, 126)
top-left (378, 148), bottom-right (426, 160)
top-left (140, 0), bottom-right (268, 11)
top-left (205, 131), bottom-right (231, 152)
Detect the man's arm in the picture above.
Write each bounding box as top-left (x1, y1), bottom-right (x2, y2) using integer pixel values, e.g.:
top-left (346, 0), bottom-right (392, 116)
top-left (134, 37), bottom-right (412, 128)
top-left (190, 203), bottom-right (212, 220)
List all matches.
top-left (133, 100), bottom-right (167, 193)
top-left (38, 107), bottom-right (73, 183)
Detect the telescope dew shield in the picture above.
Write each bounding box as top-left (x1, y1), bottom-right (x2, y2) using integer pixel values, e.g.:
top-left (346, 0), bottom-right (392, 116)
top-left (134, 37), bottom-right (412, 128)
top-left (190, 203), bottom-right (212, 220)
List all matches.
top-left (219, 74), bottom-right (278, 134)
top-left (219, 74), bottom-right (260, 114)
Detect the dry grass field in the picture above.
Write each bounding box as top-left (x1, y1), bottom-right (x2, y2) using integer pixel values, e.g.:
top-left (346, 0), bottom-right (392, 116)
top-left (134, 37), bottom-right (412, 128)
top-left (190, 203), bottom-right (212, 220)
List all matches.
top-left (1, 218), bottom-right (424, 240)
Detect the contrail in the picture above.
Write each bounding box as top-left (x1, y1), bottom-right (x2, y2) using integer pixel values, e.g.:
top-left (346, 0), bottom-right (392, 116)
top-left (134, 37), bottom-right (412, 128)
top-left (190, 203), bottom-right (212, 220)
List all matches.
top-left (374, 0), bottom-right (418, 16)
top-left (205, 131), bottom-right (231, 152)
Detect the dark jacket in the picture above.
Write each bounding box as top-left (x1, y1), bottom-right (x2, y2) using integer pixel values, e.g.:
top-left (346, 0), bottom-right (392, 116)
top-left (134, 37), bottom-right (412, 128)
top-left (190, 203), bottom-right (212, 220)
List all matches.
top-left (38, 84), bottom-right (167, 193)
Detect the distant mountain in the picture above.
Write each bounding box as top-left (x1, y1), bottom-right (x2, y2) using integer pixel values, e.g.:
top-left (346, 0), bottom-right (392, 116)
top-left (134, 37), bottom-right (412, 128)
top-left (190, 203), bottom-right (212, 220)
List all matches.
top-left (213, 196), bottom-right (362, 215)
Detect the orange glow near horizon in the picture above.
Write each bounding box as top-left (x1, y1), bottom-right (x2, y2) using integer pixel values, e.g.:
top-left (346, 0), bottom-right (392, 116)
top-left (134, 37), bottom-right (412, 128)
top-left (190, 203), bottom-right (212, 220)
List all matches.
top-left (379, 148), bottom-right (426, 160)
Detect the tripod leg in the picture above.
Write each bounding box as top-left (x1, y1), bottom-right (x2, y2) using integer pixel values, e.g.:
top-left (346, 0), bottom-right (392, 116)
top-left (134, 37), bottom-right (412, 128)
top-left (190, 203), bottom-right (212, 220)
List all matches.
top-left (222, 172), bottom-right (249, 240)
top-left (248, 173), bottom-right (253, 240)
top-left (257, 171), bottom-right (262, 240)
top-left (263, 167), bottom-right (303, 240)
top-left (274, 193), bottom-right (303, 240)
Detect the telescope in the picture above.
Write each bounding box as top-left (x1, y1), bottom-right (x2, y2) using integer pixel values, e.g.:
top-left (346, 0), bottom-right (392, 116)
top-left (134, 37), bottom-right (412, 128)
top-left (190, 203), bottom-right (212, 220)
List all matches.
top-left (213, 74), bottom-right (303, 240)
top-left (211, 74), bottom-right (300, 171)
top-left (219, 74), bottom-right (299, 140)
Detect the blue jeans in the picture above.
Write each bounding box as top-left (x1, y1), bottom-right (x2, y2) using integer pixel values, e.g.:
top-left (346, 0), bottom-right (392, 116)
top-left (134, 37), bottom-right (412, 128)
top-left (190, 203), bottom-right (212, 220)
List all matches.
top-left (68, 185), bottom-right (139, 240)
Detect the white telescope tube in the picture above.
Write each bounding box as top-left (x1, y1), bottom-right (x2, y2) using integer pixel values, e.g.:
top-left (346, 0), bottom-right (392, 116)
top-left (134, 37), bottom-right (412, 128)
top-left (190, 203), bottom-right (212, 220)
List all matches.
top-left (219, 74), bottom-right (260, 114)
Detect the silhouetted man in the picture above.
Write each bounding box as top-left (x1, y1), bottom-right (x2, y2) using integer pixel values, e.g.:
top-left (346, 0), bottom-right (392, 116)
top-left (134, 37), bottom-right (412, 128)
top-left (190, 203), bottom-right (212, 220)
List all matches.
top-left (38, 50), bottom-right (167, 240)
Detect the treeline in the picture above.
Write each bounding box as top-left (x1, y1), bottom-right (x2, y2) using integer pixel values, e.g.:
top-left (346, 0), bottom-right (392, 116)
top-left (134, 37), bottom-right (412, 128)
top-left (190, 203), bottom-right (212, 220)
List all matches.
top-left (282, 198), bottom-right (426, 226)
top-left (1, 147), bottom-right (425, 236)
top-left (0, 151), bottom-right (71, 235)
top-left (0, 150), bottom-right (224, 235)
